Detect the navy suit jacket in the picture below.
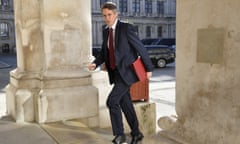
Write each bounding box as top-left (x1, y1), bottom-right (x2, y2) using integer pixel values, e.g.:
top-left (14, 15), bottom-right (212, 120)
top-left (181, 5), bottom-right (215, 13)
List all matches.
top-left (93, 20), bottom-right (154, 85)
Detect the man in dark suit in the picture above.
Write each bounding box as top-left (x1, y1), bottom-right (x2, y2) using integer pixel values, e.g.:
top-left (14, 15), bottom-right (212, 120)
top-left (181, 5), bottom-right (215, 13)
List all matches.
top-left (88, 2), bottom-right (154, 144)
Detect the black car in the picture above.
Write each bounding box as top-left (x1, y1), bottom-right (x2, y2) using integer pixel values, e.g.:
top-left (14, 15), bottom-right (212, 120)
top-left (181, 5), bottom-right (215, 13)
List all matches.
top-left (151, 38), bottom-right (175, 46)
top-left (92, 45), bottom-right (175, 68)
top-left (141, 38), bottom-right (159, 45)
top-left (145, 45), bottom-right (175, 68)
top-left (141, 38), bottom-right (175, 47)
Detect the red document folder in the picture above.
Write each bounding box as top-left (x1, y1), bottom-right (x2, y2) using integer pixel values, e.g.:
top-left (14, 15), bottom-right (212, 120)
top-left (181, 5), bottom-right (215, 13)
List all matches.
top-left (132, 58), bottom-right (147, 81)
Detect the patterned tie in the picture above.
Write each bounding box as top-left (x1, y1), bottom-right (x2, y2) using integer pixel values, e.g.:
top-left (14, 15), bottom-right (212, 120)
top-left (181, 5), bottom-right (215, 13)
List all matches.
top-left (109, 28), bottom-right (116, 70)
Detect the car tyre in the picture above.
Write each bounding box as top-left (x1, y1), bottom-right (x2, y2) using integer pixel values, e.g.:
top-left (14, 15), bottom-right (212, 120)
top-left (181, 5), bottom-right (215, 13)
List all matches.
top-left (156, 58), bottom-right (166, 68)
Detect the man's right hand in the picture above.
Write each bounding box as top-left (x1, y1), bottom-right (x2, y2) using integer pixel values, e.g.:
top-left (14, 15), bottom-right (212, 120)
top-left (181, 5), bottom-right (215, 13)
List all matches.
top-left (88, 63), bottom-right (96, 71)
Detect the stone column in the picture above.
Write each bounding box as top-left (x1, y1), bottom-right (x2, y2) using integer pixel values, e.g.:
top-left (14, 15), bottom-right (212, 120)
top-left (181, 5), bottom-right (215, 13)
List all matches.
top-left (159, 0), bottom-right (240, 144)
top-left (6, 0), bottom-right (98, 125)
top-left (140, 0), bottom-right (145, 16)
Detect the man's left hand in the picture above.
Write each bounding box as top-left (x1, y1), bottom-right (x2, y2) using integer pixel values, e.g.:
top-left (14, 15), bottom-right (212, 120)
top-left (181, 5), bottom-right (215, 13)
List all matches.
top-left (147, 72), bottom-right (152, 79)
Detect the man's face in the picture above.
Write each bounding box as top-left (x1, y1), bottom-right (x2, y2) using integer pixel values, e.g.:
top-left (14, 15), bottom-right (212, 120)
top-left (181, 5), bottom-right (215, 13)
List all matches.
top-left (102, 8), bottom-right (117, 27)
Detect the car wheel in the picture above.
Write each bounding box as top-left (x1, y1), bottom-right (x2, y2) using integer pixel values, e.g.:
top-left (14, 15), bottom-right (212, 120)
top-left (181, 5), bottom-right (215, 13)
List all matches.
top-left (156, 58), bottom-right (166, 68)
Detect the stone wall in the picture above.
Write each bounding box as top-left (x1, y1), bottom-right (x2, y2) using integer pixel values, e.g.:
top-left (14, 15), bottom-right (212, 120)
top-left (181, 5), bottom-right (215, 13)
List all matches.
top-left (172, 0), bottom-right (240, 143)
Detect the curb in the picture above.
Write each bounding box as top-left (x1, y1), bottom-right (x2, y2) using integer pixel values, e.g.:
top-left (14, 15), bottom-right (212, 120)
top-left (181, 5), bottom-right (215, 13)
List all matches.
top-left (0, 61), bottom-right (11, 69)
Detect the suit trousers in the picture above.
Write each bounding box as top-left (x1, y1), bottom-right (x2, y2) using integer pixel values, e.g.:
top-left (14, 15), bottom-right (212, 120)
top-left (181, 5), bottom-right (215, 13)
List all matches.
top-left (107, 69), bottom-right (140, 136)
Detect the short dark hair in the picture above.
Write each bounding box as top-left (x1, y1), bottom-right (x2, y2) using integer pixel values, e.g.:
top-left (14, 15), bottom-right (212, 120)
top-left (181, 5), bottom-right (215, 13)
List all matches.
top-left (101, 2), bottom-right (117, 12)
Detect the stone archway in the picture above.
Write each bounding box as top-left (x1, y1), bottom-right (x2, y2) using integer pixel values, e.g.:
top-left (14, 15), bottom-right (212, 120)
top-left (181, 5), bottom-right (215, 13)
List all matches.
top-left (7, 1), bottom-right (240, 143)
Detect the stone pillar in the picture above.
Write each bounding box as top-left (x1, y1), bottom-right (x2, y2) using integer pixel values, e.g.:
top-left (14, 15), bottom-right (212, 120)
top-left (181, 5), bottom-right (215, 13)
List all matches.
top-left (6, 0), bottom-right (98, 125)
top-left (159, 0), bottom-right (240, 144)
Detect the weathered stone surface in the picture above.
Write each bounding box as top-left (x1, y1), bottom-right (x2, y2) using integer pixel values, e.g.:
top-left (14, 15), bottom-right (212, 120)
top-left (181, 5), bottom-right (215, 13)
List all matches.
top-left (37, 86), bottom-right (98, 123)
top-left (132, 102), bottom-right (156, 136)
top-left (158, 115), bottom-right (177, 130)
top-left (166, 0), bottom-right (240, 144)
top-left (7, 0), bottom-right (98, 125)
top-left (91, 70), bottom-right (112, 128)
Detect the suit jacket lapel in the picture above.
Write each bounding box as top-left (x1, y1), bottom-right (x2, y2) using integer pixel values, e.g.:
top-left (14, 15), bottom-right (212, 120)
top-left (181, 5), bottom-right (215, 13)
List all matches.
top-left (114, 20), bottom-right (120, 50)
top-left (103, 27), bottom-right (109, 49)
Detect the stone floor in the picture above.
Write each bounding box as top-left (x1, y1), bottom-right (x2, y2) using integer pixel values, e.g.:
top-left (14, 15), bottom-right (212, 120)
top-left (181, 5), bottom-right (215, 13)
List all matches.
top-left (0, 116), bottom-right (181, 144)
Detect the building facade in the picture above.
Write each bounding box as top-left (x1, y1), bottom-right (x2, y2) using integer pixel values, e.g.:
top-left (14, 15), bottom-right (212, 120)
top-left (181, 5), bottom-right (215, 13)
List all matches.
top-left (91, 0), bottom-right (176, 47)
top-left (0, 0), bottom-right (176, 53)
top-left (0, 0), bottom-right (15, 53)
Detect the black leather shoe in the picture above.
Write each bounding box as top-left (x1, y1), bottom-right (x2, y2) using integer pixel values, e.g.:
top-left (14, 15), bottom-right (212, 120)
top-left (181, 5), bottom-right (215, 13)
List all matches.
top-left (130, 133), bottom-right (144, 144)
top-left (112, 135), bottom-right (127, 144)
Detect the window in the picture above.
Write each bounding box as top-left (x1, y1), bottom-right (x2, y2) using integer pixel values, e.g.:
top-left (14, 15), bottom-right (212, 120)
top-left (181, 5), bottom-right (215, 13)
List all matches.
top-left (0, 0), bottom-right (9, 6)
top-left (158, 26), bottom-right (163, 37)
top-left (157, 1), bottom-right (164, 15)
top-left (145, 0), bottom-right (152, 14)
top-left (132, 0), bottom-right (140, 13)
top-left (0, 23), bottom-right (9, 37)
top-left (146, 26), bottom-right (151, 37)
top-left (119, 0), bottom-right (128, 13)
top-left (1, 44), bottom-right (9, 53)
